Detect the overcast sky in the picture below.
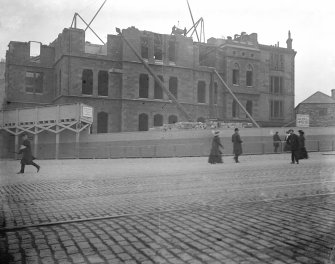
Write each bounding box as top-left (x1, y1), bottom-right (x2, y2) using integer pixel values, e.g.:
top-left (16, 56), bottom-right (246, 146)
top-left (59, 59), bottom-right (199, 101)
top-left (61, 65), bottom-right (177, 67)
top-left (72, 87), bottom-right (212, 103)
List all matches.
top-left (1, 0), bottom-right (334, 105)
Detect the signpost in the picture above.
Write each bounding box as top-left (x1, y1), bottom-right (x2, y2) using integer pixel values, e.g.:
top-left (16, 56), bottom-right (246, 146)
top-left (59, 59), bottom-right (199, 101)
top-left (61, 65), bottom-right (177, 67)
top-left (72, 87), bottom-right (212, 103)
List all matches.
top-left (296, 114), bottom-right (309, 127)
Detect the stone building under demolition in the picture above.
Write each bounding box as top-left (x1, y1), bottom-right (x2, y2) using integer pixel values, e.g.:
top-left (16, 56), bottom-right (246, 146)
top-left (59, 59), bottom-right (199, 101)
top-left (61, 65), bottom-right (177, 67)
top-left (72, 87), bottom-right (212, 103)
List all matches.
top-left (4, 26), bottom-right (297, 133)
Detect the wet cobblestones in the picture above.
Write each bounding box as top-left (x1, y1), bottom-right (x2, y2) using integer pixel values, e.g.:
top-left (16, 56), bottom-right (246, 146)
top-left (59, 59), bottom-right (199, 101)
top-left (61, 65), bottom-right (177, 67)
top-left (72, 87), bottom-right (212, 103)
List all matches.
top-left (1, 153), bottom-right (335, 263)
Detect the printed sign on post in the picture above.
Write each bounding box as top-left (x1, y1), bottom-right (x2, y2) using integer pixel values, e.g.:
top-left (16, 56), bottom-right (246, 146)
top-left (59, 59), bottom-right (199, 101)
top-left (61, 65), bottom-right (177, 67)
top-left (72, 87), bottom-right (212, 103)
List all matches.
top-left (296, 114), bottom-right (309, 127)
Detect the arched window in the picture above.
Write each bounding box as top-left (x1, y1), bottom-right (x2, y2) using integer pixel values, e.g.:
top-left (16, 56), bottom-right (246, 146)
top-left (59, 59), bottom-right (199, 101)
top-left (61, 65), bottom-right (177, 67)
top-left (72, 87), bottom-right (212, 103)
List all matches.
top-left (58, 69), bottom-right (61, 96)
top-left (168, 115), bottom-right (178, 124)
top-left (98, 70), bottom-right (108, 96)
top-left (232, 63), bottom-right (240, 85)
top-left (214, 82), bottom-right (218, 105)
top-left (139, 113), bottom-right (149, 131)
top-left (246, 65), bottom-right (253, 87)
top-left (153, 114), bottom-right (163, 126)
top-left (197, 81), bottom-right (206, 103)
top-left (97, 112), bottom-right (108, 133)
top-left (154, 75), bottom-right (163, 99)
top-left (232, 100), bottom-right (239, 118)
top-left (246, 100), bottom-right (253, 117)
top-left (169, 77), bottom-right (178, 99)
top-left (197, 117), bottom-right (205, 123)
top-left (82, 69), bottom-right (93, 95)
top-left (139, 74), bottom-right (149, 98)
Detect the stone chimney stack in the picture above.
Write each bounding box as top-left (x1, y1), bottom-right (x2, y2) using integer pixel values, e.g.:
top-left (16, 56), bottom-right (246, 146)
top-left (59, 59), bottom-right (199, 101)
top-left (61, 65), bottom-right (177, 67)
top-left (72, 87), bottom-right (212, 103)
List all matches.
top-left (286, 30), bottom-right (293, 50)
top-left (331, 89), bottom-right (335, 99)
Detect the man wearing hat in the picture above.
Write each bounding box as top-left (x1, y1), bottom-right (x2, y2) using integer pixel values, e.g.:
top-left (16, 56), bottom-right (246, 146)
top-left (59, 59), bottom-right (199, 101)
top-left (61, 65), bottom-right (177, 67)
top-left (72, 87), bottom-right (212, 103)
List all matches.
top-left (232, 128), bottom-right (243, 163)
top-left (286, 129), bottom-right (300, 164)
top-left (17, 134), bottom-right (40, 174)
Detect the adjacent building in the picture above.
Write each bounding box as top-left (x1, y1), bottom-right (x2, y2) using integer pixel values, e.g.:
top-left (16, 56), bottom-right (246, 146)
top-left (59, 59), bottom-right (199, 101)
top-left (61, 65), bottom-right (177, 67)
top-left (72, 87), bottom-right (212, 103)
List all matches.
top-left (295, 90), bottom-right (335, 127)
top-left (0, 60), bottom-right (5, 109)
top-left (4, 26), bottom-right (297, 132)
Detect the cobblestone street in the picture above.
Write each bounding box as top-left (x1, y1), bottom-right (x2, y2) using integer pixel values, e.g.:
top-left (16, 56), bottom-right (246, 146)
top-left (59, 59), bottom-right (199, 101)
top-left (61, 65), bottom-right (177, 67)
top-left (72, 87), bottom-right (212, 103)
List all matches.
top-left (1, 153), bottom-right (335, 263)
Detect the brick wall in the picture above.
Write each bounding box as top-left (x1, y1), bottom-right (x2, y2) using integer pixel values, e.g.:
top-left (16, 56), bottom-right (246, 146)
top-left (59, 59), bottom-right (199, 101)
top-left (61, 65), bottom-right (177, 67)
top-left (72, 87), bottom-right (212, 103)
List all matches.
top-left (296, 103), bottom-right (335, 127)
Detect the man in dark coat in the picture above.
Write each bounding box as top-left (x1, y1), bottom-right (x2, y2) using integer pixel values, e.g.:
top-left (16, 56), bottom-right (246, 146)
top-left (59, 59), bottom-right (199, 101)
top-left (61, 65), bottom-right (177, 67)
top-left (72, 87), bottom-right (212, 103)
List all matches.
top-left (232, 128), bottom-right (243, 163)
top-left (17, 134), bottom-right (40, 174)
top-left (208, 131), bottom-right (223, 164)
top-left (286, 129), bottom-right (300, 164)
top-left (273, 131), bottom-right (281, 153)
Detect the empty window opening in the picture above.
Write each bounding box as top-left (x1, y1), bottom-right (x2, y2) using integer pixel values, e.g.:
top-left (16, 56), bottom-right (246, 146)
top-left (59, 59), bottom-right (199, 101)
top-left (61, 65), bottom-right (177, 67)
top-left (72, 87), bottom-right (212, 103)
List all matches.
top-left (168, 115), bottom-right (178, 124)
top-left (58, 70), bottom-right (62, 95)
top-left (154, 114), bottom-right (163, 126)
top-left (154, 34), bottom-right (163, 60)
top-left (246, 65), bottom-right (253, 86)
top-left (98, 71), bottom-right (109, 96)
top-left (139, 113), bottom-right (149, 131)
top-left (139, 74), bottom-right (149, 98)
top-left (214, 82), bottom-right (218, 105)
top-left (197, 117), bottom-right (205, 123)
top-left (29, 41), bottom-right (41, 62)
top-left (168, 39), bottom-right (176, 62)
top-left (232, 100), bottom-right (239, 118)
top-left (246, 100), bottom-right (253, 117)
top-left (197, 81), bottom-right (206, 103)
top-left (141, 36), bottom-right (149, 59)
top-left (25, 71), bottom-right (43, 94)
top-left (82, 69), bottom-right (93, 95)
top-left (169, 77), bottom-right (178, 99)
top-left (232, 63), bottom-right (240, 85)
top-left (154, 75), bottom-right (164, 99)
top-left (97, 112), bottom-right (108, 133)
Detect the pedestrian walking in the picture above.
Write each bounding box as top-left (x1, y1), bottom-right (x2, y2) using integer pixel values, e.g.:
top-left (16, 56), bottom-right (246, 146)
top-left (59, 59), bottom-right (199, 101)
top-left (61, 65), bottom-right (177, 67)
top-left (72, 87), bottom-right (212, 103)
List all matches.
top-left (232, 128), bottom-right (243, 163)
top-left (298, 130), bottom-right (308, 159)
top-left (283, 131), bottom-right (291, 152)
top-left (286, 129), bottom-right (300, 164)
top-left (273, 131), bottom-right (281, 153)
top-left (208, 131), bottom-right (224, 164)
top-left (17, 134), bottom-right (40, 174)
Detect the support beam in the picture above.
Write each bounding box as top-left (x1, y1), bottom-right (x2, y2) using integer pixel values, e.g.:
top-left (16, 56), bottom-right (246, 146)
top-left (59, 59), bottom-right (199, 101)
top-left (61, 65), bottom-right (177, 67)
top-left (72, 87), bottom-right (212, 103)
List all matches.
top-left (116, 28), bottom-right (193, 122)
top-left (34, 129), bottom-right (38, 158)
top-left (75, 131), bottom-right (80, 159)
top-left (212, 69), bottom-right (260, 128)
top-left (14, 129), bottom-right (19, 160)
top-left (55, 126), bottom-right (60, 160)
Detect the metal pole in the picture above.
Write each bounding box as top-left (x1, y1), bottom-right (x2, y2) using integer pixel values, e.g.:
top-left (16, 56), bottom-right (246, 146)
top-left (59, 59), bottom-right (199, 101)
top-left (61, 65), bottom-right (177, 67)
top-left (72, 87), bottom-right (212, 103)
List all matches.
top-left (212, 69), bottom-right (260, 128)
top-left (116, 28), bottom-right (193, 122)
top-left (186, 0), bottom-right (200, 42)
top-left (76, 13), bottom-right (105, 45)
top-left (84, 0), bottom-right (107, 32)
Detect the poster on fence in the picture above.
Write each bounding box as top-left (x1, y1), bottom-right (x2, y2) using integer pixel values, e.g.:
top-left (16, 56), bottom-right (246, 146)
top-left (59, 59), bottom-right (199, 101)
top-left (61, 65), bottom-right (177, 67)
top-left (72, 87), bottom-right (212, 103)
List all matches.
top-left (296, 114), bottom-right (309, 127)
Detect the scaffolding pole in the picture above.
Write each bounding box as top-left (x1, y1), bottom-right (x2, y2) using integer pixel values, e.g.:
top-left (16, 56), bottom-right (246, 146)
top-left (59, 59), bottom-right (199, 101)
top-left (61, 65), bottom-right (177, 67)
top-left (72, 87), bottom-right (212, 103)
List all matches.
top-left (116, 28), bottom-right (193, 122)
top-left (212, 68), bottom-right (260, 128)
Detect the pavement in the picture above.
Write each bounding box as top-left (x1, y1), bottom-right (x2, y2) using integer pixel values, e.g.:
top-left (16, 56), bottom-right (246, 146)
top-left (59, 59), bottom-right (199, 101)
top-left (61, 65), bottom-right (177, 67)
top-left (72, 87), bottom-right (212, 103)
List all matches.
top-left (0, 152), bottom-right (335, 264)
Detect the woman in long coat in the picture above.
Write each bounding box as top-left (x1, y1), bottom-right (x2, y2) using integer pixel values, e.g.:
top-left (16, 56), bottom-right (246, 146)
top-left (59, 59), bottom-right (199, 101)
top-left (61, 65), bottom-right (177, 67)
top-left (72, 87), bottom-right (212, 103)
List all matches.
top-left (232, 128), bottom-right (243, 163)
top-left (208, 131), bottom-right (223, 164)
top-left (298, 130), bottom-right (308, 159)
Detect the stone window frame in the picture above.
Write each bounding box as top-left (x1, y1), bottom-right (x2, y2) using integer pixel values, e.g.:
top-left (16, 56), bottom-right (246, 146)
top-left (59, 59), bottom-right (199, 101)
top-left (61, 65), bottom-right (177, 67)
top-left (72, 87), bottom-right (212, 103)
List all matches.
top-left (25, 71), bottom-right (44, 94)
top-left (232, 63), bottom-right (240, 86)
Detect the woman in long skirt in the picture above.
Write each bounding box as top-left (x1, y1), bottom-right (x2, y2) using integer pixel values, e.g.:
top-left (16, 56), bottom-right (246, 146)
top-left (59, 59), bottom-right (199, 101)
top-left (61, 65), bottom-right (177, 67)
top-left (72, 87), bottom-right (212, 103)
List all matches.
top-left (298, 130), bottom-right (308, 159)
top-left (208, 131), bottom-right (224, 164)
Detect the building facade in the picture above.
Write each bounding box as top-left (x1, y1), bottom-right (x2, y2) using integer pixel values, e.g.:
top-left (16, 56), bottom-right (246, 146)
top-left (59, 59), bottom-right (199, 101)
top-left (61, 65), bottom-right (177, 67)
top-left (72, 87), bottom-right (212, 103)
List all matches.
top-left (4, 27), bottom-right (297, 132)
top-left (0, 60), bottom-right (5, 109)
top-left (295, 90), bottom-right (335, 127)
